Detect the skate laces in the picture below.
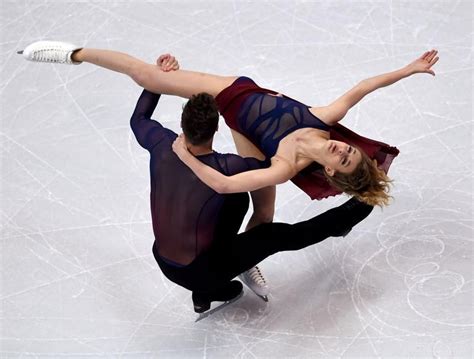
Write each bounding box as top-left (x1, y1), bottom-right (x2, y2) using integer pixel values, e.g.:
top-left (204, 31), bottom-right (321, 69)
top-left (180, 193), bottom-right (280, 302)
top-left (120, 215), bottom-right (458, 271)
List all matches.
top-left (32, 48), bottom-right (68, 63)
top-left (246, 266), bottom-right (266, 286)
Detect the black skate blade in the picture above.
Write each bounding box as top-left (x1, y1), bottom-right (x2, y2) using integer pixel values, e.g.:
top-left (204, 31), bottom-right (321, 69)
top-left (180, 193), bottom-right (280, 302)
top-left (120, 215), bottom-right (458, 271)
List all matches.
top-left (195, 291), bottom-right (243, 322)
top-left (341, 227), bottom-right (352, 238)
top-left (17, 50), bottom-right (24, 54)
top-left (259, 295), bottom-right (269, 302)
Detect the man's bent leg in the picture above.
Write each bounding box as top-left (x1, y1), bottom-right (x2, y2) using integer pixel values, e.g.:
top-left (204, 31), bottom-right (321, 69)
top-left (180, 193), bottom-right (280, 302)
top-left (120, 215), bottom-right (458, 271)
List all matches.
top-left (213, 197), bottom-right (374, 281)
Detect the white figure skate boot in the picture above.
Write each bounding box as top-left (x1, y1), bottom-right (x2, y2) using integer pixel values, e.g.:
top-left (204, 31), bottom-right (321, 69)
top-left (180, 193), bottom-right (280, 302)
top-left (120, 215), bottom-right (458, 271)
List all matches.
top-left (239, 266), bottom-right (269, 302)
top-left (18, 41), bottom-right (82, 65)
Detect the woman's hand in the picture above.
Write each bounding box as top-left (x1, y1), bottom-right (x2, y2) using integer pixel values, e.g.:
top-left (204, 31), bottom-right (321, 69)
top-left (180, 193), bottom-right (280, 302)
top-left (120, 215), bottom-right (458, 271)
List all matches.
top-left (172, 134), bottom-right (191, 161)
top-left (406, 49), bottom-right (439, 76)
top-left (156, 53), bottom-right (180, 72)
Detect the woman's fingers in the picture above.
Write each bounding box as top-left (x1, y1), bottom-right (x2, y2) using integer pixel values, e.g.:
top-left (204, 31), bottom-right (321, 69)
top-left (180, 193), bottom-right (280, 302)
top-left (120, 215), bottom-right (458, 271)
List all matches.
top-left (420, 51), bottom-right (430, 60)
top-left (172, 134), bottom-right (188, 157)
top-left (172, 134), bottom-right (184, 147)
top-left (426, 56), bottom-right (439, 76)
top-left (426, 49), bottom-right (438, 62)
top-left (410, 50), bottom-right (439, 76)
top-left (172, 135), bottom-right (180, 151)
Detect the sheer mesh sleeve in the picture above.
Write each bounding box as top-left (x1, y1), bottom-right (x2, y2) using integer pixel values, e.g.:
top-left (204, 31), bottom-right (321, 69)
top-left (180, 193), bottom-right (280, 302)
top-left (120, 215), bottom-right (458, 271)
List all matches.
top-left (217, 153), bottom-right (270, 176)
top-left (130, 90), bottom-right (169, 151)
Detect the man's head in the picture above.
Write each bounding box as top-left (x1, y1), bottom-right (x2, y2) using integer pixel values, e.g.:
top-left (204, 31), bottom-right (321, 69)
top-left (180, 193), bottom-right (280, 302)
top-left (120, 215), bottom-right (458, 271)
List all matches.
top-left (181, 93), bottom-right (219, 146)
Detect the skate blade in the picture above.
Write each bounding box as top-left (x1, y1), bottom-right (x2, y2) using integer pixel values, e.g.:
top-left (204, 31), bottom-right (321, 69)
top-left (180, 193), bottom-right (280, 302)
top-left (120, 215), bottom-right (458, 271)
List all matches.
top-left (17, 50), bottom-right (24, 55)
top-left (341, 227), bottom-right (352, 238)
top-left (195, 291), bottom-right (243, 323)
top-left (259, 295), bottom-right (269, 302)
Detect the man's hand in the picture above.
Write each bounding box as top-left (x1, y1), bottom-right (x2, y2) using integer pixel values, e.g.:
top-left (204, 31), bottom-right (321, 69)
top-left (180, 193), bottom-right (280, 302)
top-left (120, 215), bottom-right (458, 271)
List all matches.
top-left (156, 53), bottom-right (179, 72)
top-left (406, 49), bottom-right (439, 76)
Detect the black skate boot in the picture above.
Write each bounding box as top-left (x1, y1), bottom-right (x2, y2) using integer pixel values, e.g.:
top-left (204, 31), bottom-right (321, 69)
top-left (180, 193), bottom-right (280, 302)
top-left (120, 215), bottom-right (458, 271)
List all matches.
top-left (192, 280), bottom-right (243, 321)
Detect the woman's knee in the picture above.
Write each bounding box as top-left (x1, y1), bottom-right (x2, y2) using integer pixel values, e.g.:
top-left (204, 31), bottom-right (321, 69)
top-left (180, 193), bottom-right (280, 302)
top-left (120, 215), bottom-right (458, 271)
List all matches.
top-left (253, 205), bottom-right (275, 224)
top-left (250, 186), bottom-right (276, 224)
top-left (130, 63), bottom-right (157, 89)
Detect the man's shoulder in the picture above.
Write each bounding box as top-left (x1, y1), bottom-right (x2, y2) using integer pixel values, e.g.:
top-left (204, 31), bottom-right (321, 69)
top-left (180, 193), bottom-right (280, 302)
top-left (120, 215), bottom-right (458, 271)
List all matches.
top-left (156, 126), bottom-right (178, 144)
top-left (161, 126), bottom-right (178, 137)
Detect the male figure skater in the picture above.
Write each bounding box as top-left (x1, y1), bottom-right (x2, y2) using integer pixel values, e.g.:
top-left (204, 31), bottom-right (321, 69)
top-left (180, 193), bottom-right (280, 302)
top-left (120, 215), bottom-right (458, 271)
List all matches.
top-left (130, 87), bottom-right (373, 315)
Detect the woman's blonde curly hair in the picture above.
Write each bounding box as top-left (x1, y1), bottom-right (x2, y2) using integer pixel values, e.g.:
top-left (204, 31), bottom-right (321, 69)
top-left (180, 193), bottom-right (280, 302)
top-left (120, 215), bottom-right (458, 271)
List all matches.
top-left (324, 146), bottom-right (393, 207)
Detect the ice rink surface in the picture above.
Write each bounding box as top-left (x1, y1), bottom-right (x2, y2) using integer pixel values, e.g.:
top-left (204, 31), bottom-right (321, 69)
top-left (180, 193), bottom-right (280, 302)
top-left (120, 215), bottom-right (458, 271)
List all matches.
top-left (1, 0), bottom-right (472, 357)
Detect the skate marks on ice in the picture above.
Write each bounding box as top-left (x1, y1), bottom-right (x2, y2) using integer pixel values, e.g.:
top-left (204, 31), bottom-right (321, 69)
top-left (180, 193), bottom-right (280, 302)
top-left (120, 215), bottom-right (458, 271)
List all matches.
top-left (340, 206), bottom-right (472, 356)
top-left (2, 0), bottom-right (472, 356)
top-left (195, 290), bottom-right (273, 324)
top-left (195, 291), bottom-right (244, 322)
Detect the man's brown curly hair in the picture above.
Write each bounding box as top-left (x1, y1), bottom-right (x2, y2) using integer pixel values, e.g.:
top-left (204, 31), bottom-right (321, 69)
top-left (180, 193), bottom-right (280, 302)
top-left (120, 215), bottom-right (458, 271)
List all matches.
top-left (181, 93), bottom-right (219, 145)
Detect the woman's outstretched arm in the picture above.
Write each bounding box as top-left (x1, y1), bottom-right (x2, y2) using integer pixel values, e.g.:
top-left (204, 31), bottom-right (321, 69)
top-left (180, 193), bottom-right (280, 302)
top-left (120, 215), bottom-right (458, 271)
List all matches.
top-left (172, 135), bottom-right (295, 193)
top-left (315, 49), bottom-right (439, 125)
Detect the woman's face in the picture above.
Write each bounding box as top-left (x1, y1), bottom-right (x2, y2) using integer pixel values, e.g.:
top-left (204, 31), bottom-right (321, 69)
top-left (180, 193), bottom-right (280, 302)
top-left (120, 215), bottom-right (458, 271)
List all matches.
top-left (324, 140), bottom-right (362, 176)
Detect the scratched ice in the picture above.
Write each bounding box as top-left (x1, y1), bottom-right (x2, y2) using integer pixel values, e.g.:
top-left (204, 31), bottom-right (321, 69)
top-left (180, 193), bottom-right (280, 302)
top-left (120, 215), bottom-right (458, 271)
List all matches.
top-left (1, 1), bottom-right (472, 357)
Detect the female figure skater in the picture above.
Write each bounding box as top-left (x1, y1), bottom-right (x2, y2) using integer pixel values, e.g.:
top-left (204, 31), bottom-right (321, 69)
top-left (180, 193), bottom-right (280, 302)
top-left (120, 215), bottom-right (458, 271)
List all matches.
top-left (171, 51), bottom-right (437, 207)
top-left (19, 41), bottom-right (439, 211)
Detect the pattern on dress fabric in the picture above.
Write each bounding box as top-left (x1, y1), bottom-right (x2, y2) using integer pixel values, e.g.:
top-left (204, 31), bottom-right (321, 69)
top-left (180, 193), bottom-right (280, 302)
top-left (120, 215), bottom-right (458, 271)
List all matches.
top-left (238, 90), bottom-right (329, 157)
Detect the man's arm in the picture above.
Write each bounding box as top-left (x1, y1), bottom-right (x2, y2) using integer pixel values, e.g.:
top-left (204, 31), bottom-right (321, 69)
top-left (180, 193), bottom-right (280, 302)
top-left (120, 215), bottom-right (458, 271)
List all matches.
top-left (130, 89), bottom-right (161, 123)
top-left (130, 90), bottom-right (168, 151)
top-left (314, 49), bottom-right (439, 125)
top-left (130, 54), bottom-right (180, 151)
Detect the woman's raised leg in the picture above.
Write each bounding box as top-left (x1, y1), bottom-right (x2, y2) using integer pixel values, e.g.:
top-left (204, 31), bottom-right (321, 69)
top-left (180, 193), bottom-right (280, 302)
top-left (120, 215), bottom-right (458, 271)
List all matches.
top-left (72, 48), bottom-right (237, 99)
top-left (230, 129), bottom-right (276, 229)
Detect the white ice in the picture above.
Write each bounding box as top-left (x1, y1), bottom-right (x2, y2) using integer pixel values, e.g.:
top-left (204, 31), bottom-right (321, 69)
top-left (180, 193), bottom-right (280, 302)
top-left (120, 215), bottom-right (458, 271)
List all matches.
top-left (1, 1), bottom-right (472, 357)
